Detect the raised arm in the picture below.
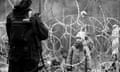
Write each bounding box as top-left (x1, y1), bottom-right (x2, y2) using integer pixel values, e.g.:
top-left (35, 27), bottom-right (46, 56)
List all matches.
top-left (31, 15), bottom-right (48, 40)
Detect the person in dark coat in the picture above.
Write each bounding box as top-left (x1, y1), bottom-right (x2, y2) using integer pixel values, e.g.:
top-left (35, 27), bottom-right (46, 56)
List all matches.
top-left (6, 0), bottom-right (48, 72)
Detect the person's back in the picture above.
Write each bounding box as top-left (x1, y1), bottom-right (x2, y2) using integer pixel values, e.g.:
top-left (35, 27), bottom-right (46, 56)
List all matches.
top-left (6, 0), bottom-right (48, 72)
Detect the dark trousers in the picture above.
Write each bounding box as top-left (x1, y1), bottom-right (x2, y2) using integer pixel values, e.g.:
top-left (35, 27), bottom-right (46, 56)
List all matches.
top-left (8, 59), bottom-right (39, 72)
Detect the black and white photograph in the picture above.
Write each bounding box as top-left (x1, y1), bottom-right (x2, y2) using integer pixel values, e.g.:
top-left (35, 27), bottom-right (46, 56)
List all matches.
top-left (0, 0), bottom-right (120, 72)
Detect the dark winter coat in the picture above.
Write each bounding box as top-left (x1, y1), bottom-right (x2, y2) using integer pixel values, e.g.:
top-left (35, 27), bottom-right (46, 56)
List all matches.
top-left (6, 7), bottom-right (48, 62)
